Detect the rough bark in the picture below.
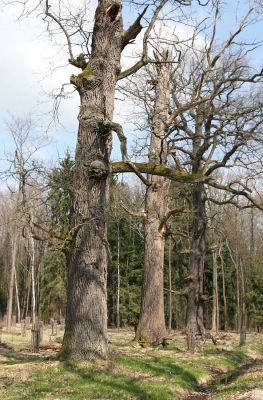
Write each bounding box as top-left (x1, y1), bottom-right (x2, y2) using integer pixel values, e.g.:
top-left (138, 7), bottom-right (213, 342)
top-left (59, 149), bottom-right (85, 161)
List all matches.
top-left (136, 185), bottom-right (167, 345)
top-left (186, 183), bottom-right (206, 352)
top-left (136, 60), bottom-right (170, 346)
top-left (61, 0), bottom-right (123, 359)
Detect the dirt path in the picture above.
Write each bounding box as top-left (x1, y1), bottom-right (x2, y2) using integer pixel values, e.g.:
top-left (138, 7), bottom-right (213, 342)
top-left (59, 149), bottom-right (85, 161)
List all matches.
top-left (182, 359), bottom-right (263, 400)
top-left (183, 389), bottom-right (263, 400)
top-left (232, 388), bottom-right (263, 399)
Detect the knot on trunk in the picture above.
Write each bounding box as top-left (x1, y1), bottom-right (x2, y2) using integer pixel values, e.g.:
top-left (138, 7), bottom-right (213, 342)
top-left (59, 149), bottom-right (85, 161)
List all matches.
top-left (152, 182), bottom-right (161, 192)
top-left (70, 74), bottom-right (100, 91)
top-left (70, 59), bottom-right (102, 91)
top-left (89, 159), bottom-right (108, 178)
top-left (69, 54), bottom-right (88, 70)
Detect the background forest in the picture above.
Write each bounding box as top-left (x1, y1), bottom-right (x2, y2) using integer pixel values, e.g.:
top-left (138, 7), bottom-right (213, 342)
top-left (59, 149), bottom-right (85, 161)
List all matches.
top-left (0, 147), bottom-right (263, 336)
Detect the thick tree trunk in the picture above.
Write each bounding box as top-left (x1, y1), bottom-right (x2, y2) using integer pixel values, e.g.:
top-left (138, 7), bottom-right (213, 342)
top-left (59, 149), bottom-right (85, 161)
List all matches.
top-left (186, 183), bottom-right (206, 352)
top-left (62, 0), bottom-right (123, 359)
top-left (136, 59), bottom-right (170, 346)
top-left (136, 191), bottom-right (167, 345)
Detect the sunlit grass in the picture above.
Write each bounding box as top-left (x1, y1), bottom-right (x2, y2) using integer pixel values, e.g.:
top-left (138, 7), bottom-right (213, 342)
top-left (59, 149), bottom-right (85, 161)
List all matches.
top-left (0, 330), bottom-right (263, 400)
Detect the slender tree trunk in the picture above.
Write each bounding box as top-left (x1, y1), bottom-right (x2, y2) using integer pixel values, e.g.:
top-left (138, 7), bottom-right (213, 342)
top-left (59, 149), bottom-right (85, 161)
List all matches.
top-left (239, 259), bottom-right (247, 345)
top-left (136, 58), bottom-right (170, 346)
top-left (62, 0), bottom-right (123, 359)
top-left (211, 248), bottom-right (219, 332)
top-left (250, 208), bottom-right (254, 269)
top-left (29, 236), bottom-right (36, 328)
top-left (186, 183), bottom-right (206, 352)
top-left (236, 255), bottom-right (241, 332)
top-left (14, 267), bottom-right (21, 323)
top-left (6, 232), bottom-right (18, 333)
top-left (168, 237), bottom-right (172, 331)
top-left (116, 221), bottom-right (120, 329)
top-left (25, 270), bottom-right (31, 319)
top-left (233, 211), bottom-right (242, 333)
top-left (219, 244), bottom-right (228, 330)
top-left (226, 237), bottom-right (241, 332)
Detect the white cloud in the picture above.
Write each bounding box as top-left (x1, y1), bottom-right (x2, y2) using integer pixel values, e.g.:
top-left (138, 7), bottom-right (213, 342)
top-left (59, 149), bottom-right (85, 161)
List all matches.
top-left (0, 2), bottom-right (201, 167)
top-left (0, 3), bottom-right (85, 161)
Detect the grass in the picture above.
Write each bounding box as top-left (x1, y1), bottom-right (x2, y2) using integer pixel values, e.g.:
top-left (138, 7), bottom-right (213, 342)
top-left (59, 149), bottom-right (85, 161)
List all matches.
top-left (0, 327), bottom-right (263, 399)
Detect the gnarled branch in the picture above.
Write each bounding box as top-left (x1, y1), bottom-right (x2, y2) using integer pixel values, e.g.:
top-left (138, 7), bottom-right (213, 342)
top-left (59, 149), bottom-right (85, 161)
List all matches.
top-left (118, 0), bottom-right (168, 80)
top-left (105, 121), bottom-right (151, 186)
top-left (111, 161), bottom-right (209, 183)
top-left (122, 6), bottom-right (148, 49)
top-left (159, 207), bottom-right (186, 232)
top-left (120, 201), bottom-right (146, 218)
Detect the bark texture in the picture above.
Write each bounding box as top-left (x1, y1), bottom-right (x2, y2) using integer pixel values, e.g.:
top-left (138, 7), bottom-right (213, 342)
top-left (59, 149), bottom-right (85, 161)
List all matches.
top-left (186, 109), bottom-right (207, 352)
top-left (62, 0), bottom-right (123, 359)
top-left (186, 183), bottom-right (206, 352)
top-left (136, 61), bottom-right (170, 346)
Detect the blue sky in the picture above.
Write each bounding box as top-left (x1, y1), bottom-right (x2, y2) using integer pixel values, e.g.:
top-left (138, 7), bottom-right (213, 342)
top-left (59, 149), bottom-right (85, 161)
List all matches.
top-left (0, 0), bottom-right (262, 177)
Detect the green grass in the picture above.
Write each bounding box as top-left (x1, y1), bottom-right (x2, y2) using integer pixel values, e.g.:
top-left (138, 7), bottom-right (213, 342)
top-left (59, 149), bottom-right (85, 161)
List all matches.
top-left (0, 330), bottom-right (263, 400)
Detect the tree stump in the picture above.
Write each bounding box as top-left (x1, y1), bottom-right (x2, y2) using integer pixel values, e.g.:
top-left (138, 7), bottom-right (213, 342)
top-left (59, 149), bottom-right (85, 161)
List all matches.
top-left (31, 329), bottom-right (40, 352)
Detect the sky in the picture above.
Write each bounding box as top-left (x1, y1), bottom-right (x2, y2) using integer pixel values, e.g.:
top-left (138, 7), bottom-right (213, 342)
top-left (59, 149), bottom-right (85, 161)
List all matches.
top-left (0, 0), bottom-right (262, 177)
top-left (0, 0), bottom-right (144, 170)
top-left (0, 4), bottom-right (80, 165)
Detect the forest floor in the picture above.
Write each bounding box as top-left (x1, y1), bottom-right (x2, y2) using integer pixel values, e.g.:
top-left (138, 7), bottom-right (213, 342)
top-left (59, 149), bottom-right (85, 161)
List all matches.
top-left (0, 327), bottom-right (263, 399)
